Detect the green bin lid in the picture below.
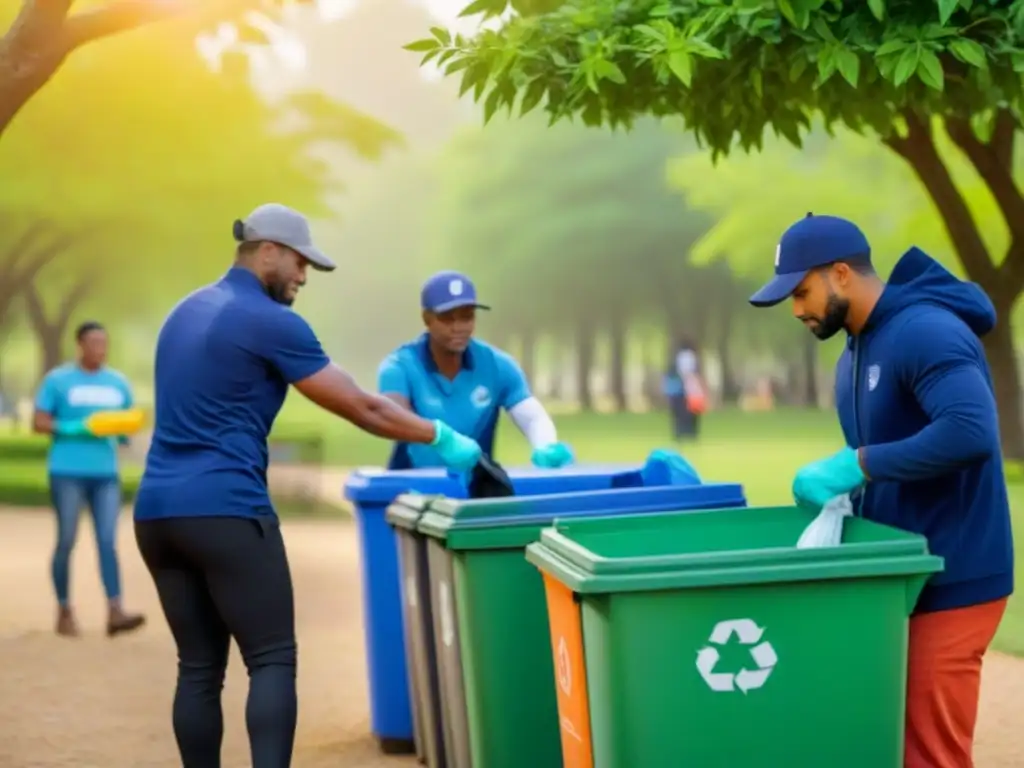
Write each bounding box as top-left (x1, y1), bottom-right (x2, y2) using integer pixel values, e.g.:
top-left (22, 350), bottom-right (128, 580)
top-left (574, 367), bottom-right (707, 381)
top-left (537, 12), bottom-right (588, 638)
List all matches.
top-left (384, 493), bottom-right (441, 532)
top-left (526, 505), bottom-right (945, 594)
top-left (416, 483), bottom-right (747, 551)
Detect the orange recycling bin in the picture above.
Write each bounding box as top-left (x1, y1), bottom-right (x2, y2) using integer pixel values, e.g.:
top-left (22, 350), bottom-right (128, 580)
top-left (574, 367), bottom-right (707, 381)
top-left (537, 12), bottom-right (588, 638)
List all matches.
top-left (543, 573), bottom-right (594, 768)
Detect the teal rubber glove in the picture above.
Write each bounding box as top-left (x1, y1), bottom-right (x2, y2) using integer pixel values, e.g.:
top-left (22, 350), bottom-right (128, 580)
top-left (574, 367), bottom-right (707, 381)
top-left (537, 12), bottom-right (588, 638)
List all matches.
top-left (432, 420), bottom-right (482, 472)
top-left (792, 447), bottom-right (866, 511)
top-left (54, 419), bottom-right (91, 438)
top-left (531, 442), bottom-right (575, 469)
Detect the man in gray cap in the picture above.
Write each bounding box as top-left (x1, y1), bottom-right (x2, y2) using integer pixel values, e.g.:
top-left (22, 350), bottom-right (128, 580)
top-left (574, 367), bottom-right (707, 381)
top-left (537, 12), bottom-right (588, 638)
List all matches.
top-left (231, 202), bottom-right (337, 304)
top-left (133, 204), bottom-right (482, 768)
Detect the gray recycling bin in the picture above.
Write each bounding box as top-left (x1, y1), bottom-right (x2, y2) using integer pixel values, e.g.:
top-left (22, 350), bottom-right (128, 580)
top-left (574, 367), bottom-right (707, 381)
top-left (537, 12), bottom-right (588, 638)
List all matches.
top-left (386, 494), bottom-right (445, 767)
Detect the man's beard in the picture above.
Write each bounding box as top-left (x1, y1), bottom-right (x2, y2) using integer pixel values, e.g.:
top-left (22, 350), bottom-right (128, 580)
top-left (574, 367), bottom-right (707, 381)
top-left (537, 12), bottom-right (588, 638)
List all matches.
top-left (805, 291), bottom-right (849, 340)
top-left (266, 279), bottom-right (294, 306)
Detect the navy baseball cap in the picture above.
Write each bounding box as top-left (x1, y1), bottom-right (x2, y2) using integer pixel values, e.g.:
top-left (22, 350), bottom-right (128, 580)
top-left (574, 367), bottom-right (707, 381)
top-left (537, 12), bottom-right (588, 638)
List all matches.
top-left (421, 271), bottom-right (490, 313)
top-left (749, 214), bottom-right (871, 307)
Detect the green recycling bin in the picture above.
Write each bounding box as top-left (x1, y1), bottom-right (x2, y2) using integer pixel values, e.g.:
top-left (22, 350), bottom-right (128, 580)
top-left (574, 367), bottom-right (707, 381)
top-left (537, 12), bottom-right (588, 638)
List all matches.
top-left (526, 505), bottom-right (945, 768)
top-left (417, 482), bottom-right (746, 768)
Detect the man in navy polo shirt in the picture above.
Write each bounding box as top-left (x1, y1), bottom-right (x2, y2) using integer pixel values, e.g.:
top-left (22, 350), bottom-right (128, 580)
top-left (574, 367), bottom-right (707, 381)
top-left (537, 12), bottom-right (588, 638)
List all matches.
top-left (750, 213), bottom-right (1013, 767)
top-left (378, 270), bottom-right (574, 470)
top-left (134, 204), bottom-right (481, 768)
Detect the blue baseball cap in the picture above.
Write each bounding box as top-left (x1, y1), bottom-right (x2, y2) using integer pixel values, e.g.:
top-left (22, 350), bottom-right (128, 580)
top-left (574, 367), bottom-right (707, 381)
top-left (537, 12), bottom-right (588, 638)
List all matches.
top-left (749, 214), bottom-right (871, 307)
top-left (421, 271), bottom-right (491, 313)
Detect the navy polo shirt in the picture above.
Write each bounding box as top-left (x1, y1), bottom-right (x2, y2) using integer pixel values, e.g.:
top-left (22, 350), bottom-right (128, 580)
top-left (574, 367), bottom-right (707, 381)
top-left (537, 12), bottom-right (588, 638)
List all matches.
top-left (377, 334), bottom-right (531, 468)
top-left (134, 267), bottom-right (330, 520)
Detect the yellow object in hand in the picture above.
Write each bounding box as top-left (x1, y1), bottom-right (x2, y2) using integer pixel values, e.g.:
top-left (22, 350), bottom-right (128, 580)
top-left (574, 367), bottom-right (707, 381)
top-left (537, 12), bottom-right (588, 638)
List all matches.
top-left (86, 408), bottom-right (146, 437)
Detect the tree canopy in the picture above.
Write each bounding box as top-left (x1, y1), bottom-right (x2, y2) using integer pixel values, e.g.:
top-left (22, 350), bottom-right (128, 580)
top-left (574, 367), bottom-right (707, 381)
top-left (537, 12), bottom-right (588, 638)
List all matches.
top-left (0, 6), bottom-right (399, 384)
top-left (415, 0), bottom-right (1024, 455)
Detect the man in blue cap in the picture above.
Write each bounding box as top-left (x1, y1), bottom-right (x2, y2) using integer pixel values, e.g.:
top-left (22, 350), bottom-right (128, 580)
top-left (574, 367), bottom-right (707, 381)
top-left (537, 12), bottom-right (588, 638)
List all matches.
top-left (378, 270), bottom-right (574, 470)
top-left (751, 213), bottom-right (1013, 767)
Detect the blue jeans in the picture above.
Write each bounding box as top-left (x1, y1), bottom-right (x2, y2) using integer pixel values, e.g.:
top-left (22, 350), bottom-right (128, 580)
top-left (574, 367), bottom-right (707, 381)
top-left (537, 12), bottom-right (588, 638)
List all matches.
top-left (49, 475), bottom-right (123, 605)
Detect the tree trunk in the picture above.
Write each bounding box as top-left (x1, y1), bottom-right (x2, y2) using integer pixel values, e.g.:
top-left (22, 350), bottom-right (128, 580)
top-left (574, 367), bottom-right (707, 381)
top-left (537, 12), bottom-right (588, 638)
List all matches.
top-left (575, 318), bottom-right (595, 412)
top-left (801, 333), bottom-right (819, 408)
top-left (981, 297), bottom-right (1024, 458)
top-left (885, 110), bottom-right (1024, 458)
top-left (0, 2), bottom-right (209, 140)
top-left (24, 275), bottom-right (94, 382)
top-left (607, 309), bottom-right (627, 412)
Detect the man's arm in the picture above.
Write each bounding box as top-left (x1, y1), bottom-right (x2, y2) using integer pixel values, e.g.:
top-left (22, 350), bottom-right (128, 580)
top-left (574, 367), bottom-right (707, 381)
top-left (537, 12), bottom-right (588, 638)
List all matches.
top-left (498, 353), bottom-right (559, 449)
top-left (377, 353), bottom-right (412, 410)
top-left (261, 311), bottom-right (435, 444)
top-left (294, 364), bottom-right (436, 443)
top-left (861, 315), bottom-right (998, 483)
top-left (32, 373), bottom-right (57, 435)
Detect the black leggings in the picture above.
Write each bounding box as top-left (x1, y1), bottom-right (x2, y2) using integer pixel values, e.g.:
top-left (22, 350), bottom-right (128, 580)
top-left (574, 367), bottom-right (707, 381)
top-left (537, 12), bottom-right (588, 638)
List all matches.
top-left (135, 516), bottom-right (297, 768)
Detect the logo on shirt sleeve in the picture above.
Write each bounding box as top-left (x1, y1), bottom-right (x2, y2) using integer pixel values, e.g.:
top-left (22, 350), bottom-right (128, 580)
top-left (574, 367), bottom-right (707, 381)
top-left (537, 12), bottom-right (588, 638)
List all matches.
top-left (470, 385), bottom-right (492, 408)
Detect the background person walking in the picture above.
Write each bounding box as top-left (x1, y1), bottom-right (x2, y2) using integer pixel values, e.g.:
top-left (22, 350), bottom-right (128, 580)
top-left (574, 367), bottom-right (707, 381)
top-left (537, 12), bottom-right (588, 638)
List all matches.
top-left (32, 321), bottom-right (145, 637)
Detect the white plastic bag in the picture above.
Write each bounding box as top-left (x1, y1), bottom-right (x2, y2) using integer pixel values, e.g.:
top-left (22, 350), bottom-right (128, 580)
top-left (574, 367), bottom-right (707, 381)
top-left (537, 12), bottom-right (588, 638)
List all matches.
top-left (796, 494), bottom-right (853, 549)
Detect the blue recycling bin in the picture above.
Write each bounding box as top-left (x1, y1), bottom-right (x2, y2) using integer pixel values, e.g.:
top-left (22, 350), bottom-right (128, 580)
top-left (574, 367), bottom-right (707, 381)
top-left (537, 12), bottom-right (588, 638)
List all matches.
top-left (342, 463), bottom-right (681, 753)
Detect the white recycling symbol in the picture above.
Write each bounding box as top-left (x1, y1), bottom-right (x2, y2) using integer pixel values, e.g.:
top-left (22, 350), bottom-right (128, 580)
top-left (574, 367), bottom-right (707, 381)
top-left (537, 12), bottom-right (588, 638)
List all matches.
top-left (696, 618), bottom-right (778, 695)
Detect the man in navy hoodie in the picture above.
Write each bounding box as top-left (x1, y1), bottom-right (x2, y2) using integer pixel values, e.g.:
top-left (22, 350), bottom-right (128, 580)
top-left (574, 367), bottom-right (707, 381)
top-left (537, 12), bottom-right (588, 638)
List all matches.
top-left (750, 213), bottom-right (1013, 768)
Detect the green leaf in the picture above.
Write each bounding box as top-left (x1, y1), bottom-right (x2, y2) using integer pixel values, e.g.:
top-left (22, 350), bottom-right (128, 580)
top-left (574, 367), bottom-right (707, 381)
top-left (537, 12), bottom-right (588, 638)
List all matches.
top-left (1011, 51), bottom-right (1024, 72)
top-left (668, 50), bottom-right (693, 85)
top-left (420, 48), bottom-right (441, 65)
top-left (404, 38), bottom-right (440, 53)
top-left (483, 86), bottom-right (503, 124)
top-left (937, 0), bottom-right (958, 25)
top-left (520, 78), bottom-right (547, 114)
top-left (835, 48), bottom-right (860, 87)
top-left (430, 27), bottom-right (452, 46)
top-left (948, 39), bottom-right (987, 69)
top-left (817, 45), bottom-right (838, 85)
top-left (867, 0), bottom-right (885, 21)
top-left (595, 59), bottom-right (627, 84)
top-left (875, 40), bottom-right (907, 57)
top-left (893, 45), bottom-right (921, 86)
top-left (634, 23), bottom-right (667, 44)
top-left (812, 17), bottom-right (836, 42)
top-left (916, 49), bottom-right (945, 90)
top-left (789, 56), bottom-right (809, 82)
top-left (458, 0), bottom-right (498, 17)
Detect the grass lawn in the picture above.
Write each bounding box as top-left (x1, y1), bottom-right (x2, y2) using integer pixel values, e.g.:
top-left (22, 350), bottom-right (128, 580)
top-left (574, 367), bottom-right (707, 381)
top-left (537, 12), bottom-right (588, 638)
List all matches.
top-left (278, 403), bottom-right (1024, 655)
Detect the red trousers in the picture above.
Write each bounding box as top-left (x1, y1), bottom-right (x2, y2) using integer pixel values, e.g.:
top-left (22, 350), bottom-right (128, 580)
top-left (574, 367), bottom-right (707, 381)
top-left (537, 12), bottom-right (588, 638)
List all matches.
top-left (905, 597), bottom-right (1008, 768)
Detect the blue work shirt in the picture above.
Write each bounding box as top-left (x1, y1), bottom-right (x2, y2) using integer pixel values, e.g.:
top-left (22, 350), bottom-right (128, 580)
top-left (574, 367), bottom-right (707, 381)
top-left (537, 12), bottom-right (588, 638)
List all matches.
top-left (134, 267), bottom-right (330, 521)
top-left (377, 334), bottom-right (531, 468)
top-left (35, 364), bottom-right (133, 478)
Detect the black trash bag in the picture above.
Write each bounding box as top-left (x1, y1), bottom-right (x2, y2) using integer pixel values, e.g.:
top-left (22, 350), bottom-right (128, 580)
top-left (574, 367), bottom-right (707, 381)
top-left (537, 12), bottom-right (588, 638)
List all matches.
top-left (466, 454), bottom-right (515, 498)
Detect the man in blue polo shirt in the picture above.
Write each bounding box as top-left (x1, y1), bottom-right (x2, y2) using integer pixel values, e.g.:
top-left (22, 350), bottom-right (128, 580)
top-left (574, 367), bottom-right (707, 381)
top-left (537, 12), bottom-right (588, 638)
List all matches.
top-left (378, 270), bottom-right (574, 470)
top-left (133, 204), bottom-right (481, 768)
top-left (750, 213), bottom-right (1013, 767)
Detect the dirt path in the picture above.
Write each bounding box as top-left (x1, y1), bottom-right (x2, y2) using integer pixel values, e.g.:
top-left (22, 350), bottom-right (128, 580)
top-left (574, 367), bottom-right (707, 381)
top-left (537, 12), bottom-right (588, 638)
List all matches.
top-left (0, 510), bottom-right (1020, 767)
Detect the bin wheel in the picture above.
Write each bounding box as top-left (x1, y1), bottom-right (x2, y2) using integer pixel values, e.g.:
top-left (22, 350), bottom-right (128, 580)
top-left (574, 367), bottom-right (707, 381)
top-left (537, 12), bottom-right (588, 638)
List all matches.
top-left (378, 737), bottom-right (417, 755)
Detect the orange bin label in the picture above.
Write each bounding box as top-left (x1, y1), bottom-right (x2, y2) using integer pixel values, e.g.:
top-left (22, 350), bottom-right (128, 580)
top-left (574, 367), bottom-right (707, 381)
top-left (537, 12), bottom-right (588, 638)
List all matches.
top-left (542, 574), bottom-right (594, 768)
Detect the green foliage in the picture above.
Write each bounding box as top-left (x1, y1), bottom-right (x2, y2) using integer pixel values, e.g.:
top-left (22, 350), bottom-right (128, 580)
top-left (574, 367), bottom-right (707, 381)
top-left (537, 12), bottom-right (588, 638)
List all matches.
top-left (430, 116), bottom-right (721, 331)
top-left (0, 11), bottom-right (399, 329)
top-left (416, 0), bottom-right (1024, 157)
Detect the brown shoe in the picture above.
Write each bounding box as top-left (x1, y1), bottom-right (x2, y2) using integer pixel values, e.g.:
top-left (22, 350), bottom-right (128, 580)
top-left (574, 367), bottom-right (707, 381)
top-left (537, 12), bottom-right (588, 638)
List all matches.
top-left (56, 608), bottom-right (81, 638)
top-left (106, 609), bottom-right (146, 637)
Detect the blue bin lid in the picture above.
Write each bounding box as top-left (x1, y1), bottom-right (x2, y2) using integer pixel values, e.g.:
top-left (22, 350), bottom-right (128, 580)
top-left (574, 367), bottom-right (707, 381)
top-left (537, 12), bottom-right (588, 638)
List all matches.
top-left (344, 464), bottom-right (641, 505)
top-left (428, 482), bottom-right (747, 530)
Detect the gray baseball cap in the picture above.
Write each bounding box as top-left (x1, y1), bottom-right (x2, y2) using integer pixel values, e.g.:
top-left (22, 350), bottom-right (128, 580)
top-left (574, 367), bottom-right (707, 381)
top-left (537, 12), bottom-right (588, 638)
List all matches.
top-left (233, 203), bottom-right (336, 272)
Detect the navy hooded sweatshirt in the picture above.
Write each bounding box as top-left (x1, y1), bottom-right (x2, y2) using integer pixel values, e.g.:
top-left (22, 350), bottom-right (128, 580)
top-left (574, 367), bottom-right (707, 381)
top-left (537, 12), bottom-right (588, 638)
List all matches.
top-left (834, 247), bottom-right (1014, 614)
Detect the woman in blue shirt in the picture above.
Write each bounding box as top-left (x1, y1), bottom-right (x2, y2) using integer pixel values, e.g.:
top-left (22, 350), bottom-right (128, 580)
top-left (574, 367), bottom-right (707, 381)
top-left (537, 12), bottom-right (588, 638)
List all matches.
top-left (33, 321), bottom-right (145, 637)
